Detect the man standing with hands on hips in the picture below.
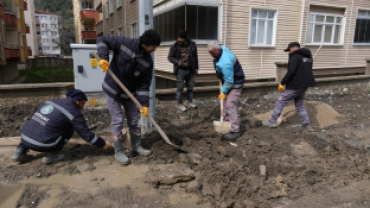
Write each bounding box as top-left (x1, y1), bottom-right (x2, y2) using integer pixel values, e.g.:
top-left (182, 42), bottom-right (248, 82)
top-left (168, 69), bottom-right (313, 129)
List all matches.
top-left (262, 42), bottom-right (316, 129)
top-left (97, 29), bottom-right (161, 165)
top-left (168, 30), bottom-right (199, 112)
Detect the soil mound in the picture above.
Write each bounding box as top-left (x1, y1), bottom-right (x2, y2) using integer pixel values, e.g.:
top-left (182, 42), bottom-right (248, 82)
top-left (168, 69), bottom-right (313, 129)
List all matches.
top-left (253, 101), bottom-right (340, 128)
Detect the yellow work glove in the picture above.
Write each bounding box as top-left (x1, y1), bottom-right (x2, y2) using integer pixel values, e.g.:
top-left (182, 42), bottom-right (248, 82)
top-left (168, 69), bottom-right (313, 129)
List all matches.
top-left (103, 141), bottom-right (112, 150)
top-left (140, 107), bottom-right (148, 118)
top-left (278, 84), bottom-right (285, 93)
top-left (218, 93), bottom-right (226, 100)
top-left (99, 59), bottom-right (109, 72)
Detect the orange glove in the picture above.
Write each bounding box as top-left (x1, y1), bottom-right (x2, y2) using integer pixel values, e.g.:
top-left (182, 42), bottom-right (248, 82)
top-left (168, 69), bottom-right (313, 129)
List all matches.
top-left (140, 107), bottom-right (148, 118)
top-left (218, 93), bottom-right (226, 100)
top-left (278, 84), bottom-right (285, 93)
top-left (103, 141), bottom-right (112, 150)
top-left (99, 59), bottom-right (109, 72)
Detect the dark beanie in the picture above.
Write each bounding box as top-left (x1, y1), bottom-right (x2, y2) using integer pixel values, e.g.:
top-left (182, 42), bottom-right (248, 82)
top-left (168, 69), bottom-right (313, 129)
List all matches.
top-left (140, 29), bottom-right (161, 46)
top-left (66, 89), bottom-right (88, 101)
top-left (178, 30), bottom-right (187, 39)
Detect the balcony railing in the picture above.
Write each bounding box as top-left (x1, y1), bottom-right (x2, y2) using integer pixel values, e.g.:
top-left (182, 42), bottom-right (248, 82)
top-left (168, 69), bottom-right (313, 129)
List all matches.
top-left (5, 43), bottom-right (19, 49)
top-left (4, 6), bottom-right (14, 15)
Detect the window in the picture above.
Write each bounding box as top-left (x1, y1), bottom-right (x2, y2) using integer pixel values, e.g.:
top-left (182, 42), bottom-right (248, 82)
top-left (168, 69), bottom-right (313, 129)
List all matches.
top-left (354, 10), bottom-right (370, 44)
top-left (116, 0), bottom-right (122, 9)
top-left (110, 30), bottom-right (114, 36)
top-left (38, 47), bottom-right (42, 50)
top-left (36, 16), bottom-right (39, 20)
top-left (36, 24), bottom-right (40, 28)
top-left (38, 39), bottom-right (41, 43)
top-left (249, 9), bottom-right (278, 46)
top-left (17, 5), bottom-right (20, 19)
top-left (37, 31), bottom-right (40, 35)
top-left (109, 0), bottom-right (113, 15)
top-left (41, 24), bottom-right (44, 28)
top-left (131, 23), bottom-right (137, 38)
top-left (117, 27), bottom-right (123, 36)
top-left (81, 0), bottom-right (94, 10)
top-left (305, 13), bottom-right (343, 45)
top-left (154, 5), bottom-right (218, 42)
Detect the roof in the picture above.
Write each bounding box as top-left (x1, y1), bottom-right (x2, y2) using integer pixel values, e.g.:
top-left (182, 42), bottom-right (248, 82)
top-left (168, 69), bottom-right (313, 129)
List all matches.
top-left (35, 9), bottom-right (58, 16)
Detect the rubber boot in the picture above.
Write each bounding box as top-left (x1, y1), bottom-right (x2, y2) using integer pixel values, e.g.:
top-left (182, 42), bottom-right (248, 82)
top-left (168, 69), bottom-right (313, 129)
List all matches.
top-left (113, 139), bottom-right (130, 165)
top-left (131, 136), bottom-right (151, 157)
top-left (42, 151), bottom-right (65, 164)
top-left (11, 147), bottom-right (28, 162)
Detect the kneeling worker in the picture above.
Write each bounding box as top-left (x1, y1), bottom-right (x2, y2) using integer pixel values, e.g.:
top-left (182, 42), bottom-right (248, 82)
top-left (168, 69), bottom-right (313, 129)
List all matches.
top-left (11, 89), bottom-right (111, 164)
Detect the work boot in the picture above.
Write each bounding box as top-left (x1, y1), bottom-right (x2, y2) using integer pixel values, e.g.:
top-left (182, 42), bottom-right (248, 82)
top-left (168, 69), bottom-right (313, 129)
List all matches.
top-left (177, 104), bottom-right (186, 112)
top-left (262, 121), bottom-right (278, 128)
top-left (224, 132), bottom-right (240, 140)
top-left (302, 124), bottom-right (313, 131)
top-left (113, 140), bottom-right (130, 165)
top-left (11, 147), bottom-right (28, 162)
top-left (42, 151), bottom-right (65, 164)
top-left (188, 102), bottom-right (197, 108)
top-left (131, 136), bottom-right (151, 157)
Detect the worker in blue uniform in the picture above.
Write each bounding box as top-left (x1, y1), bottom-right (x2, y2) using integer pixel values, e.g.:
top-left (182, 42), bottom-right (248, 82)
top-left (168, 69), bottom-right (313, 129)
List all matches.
top-left (11, 89), bottom-right (111, 164)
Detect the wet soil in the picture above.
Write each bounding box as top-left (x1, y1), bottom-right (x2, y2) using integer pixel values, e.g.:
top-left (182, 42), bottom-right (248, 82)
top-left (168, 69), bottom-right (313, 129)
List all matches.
top-left (1, 88), bottom-right (370, 207)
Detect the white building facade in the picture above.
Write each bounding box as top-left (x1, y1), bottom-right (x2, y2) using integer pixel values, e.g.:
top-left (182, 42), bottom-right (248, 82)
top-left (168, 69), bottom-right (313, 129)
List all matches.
top-left (35, 10), bottom-right (61, 56)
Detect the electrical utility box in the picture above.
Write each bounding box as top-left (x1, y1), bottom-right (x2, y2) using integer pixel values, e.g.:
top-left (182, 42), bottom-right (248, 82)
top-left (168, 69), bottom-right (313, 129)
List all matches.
top-left (71, 44), bottom-right (112, 93)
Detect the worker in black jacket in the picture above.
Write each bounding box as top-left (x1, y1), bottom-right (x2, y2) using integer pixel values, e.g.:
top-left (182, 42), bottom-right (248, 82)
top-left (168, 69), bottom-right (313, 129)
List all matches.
top-left (11, 89), bottom-right (111, 164)
top-left (168, 30), bottom-right (199, 111)
top-left (263, 42), bottom-right (316, 129)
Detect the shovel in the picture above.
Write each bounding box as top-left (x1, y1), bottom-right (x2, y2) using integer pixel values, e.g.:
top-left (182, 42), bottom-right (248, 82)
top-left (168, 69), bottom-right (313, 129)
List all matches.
top-left (213, 81), bottom-right (231, 134)
top-left (91, 51), bottom-right (187, 152)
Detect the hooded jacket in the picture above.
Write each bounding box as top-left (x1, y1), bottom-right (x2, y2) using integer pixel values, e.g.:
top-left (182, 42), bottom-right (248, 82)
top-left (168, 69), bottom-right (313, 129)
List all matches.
top-left (168, 40), bottom-right (199, 75)
top-left (281, 48), bottom-right (316, 89)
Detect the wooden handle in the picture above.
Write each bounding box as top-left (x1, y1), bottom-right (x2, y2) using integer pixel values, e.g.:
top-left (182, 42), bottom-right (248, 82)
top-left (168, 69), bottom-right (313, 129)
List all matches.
top-left (220, 81), bottom-right (223, 123)
top-left (90, 51), bottom-right (183, 151)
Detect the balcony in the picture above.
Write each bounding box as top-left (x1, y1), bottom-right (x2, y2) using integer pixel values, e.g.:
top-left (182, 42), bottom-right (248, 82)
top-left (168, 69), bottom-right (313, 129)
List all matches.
top-left (5, 43), bottom-right (20, 60)
top-left (81, 30), bottom-right (98, 40)
top-left (96, 20), bottom-right (103, 35)
top-left (25, 24), bottom-right (30, 33)
top-left (80, 10), bottom-right (97, 24)
top-left (23, 1), bottom-right (27, 10)
top-left (5, 11), bottom-right (16, 25)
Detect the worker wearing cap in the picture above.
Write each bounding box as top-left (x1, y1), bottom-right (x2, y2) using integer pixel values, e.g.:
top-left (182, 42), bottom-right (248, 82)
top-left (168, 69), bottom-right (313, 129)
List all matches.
top-left (168, 30), bottom-right (199, 112)
top-left (97, 30), bottom-right (161, 165)
top-left (208, 41), bottom-right (245, 140)
top-left (263, 42), bottom-right (316, 128)
top-left (11, 89), bottom-right (111, 164)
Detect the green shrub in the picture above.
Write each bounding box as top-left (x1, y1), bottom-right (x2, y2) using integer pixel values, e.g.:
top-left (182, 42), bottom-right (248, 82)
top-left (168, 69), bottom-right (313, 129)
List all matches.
top-left (20, 67), bottom-right (74, 83)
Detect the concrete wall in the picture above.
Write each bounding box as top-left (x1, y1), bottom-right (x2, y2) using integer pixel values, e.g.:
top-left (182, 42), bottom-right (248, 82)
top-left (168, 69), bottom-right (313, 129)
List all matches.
top-left (0, 63), bottom-right (19, 84)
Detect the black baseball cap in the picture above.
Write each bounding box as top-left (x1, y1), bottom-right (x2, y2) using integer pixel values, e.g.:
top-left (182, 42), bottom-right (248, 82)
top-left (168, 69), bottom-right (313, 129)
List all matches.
top-left (284, 42), bottom-right (300, 52)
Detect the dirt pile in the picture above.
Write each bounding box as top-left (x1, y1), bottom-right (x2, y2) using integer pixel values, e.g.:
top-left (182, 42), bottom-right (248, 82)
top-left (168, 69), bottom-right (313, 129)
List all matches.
top-left (254, 101), bottom-right (340, 127)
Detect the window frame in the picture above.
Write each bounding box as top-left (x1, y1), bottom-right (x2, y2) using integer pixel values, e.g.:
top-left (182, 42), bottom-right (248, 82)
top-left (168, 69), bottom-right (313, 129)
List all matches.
top-left (117, 26), bottom-right (123, 36)
top-left (248, 7), bottom-right (279, 48)
top-left (305, 12), bottom-right (345, 46)
top-left (116, 0), bottom-right (122, 9)
top-left (109, 0), bottom-right (114, 15)
top-left (353, 9), bottom-right (370, 46)
top-left (131, 23), bottom-right (137, 38)
top-left (105, 4), bottom-right (109, 19)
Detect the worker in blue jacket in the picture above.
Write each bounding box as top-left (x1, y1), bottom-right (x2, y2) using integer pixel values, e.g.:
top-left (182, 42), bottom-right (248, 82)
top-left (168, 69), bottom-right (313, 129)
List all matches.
top-left (11, 89), bottom-right (111, 164)
top-left (208, 41), bottom-right (245, 140)
top-left (97, 29), bottom-right (161, 165)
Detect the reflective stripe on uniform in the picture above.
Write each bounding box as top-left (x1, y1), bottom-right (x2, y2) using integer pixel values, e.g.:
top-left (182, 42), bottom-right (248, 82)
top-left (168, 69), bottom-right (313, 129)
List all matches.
top-left (120, 44), bottom-right (134, 58)
top-left (273, 108), bottom-right (282, 114)
top-left (90, 134), bottom-right (99, 144)
top-left (45, 101), bottom-right (74, 120)
top-left (299, 111), bottom-right (308, 115)
top-left (97, 42), bottom-right (108, 49)
top-left (103, 81), bottom-right (134, 99)
top-left (137, 91), bottom-right (149, 96)
top-left (22, 133), bottom-right (63, 148)
top-left (136, 58), bottom-right (150, 68)
top-left (224, 83), bottom-right (233, 88)
top-left (228, 110), bottom-right (238, 115)
top-left (233, 84), bottom-right (243, 88)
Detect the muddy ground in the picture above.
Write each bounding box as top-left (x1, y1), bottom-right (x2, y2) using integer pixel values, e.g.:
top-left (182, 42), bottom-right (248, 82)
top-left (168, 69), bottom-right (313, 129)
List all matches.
top-left (1, 87), bottom-right (370, 208)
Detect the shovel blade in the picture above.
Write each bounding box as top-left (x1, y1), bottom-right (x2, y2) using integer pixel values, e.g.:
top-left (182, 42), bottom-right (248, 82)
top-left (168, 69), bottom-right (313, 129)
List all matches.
top-left (213, 121), bottom-right (231, 134)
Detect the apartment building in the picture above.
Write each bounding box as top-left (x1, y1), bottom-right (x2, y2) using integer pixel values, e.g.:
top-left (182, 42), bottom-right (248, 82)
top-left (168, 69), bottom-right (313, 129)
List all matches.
top-left (153, 0), bottom-right (370, 82)
top-left (35, 10), bottom-right (61, 57)
top-left (24, 0), bottom-right (37, 58)
top-left (73, 0), bottom-right (98, 44)
top-left (0, 0), bottom-right (31, 84)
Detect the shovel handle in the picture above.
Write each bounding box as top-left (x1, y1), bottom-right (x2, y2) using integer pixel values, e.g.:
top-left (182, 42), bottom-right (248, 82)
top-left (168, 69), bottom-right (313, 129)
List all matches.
top-left (220, 81), bottom-right (224, 123)
top-left (90, 51), bottom-right (184, 151)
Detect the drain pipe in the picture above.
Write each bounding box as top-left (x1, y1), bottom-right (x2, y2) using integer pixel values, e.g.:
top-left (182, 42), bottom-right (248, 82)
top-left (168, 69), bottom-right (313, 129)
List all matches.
top-left (224, 0), bottom-right (228, 46)
top-left (299, 0), bottom-right (306, 43)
